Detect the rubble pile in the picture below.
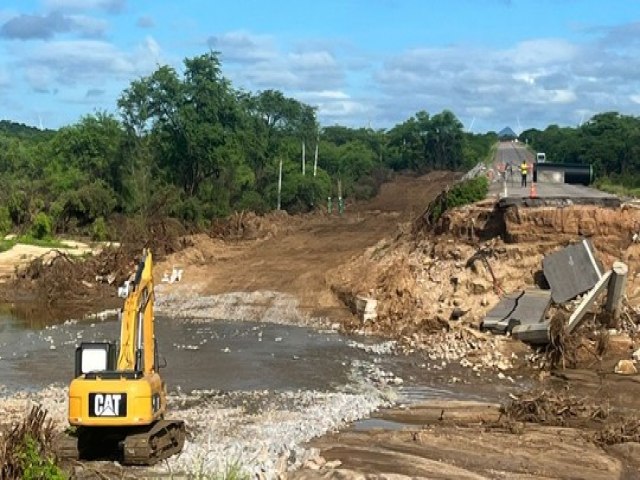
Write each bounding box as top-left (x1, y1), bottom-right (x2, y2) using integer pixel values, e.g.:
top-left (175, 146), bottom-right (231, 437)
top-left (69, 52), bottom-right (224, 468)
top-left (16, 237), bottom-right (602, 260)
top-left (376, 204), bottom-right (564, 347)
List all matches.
top-left (330, 195), bottom-right (640, 377)
top-left (329, 235), bottom-right (545, 337)
top-left (9, 247), bottom-right (134, 306)
top-left (396, 325), bottom-right (516, 372)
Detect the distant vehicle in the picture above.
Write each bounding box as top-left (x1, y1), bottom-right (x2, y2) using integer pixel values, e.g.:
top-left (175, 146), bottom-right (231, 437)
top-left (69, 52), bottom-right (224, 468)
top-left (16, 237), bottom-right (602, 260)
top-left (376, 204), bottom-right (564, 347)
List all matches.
top-left (536, 152), bottom-right (546, 163)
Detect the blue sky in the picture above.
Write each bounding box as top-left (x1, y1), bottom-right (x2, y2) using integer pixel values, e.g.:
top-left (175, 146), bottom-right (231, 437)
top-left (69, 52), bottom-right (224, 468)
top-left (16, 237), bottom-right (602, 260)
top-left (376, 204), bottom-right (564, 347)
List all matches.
top-left (0, 0), bottom-right (639, 132)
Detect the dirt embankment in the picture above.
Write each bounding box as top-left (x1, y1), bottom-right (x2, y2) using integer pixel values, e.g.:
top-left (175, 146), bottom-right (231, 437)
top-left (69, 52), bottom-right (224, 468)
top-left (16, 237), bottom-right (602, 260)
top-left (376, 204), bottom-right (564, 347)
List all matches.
top-left (329, 201), bottom-right (640, 338)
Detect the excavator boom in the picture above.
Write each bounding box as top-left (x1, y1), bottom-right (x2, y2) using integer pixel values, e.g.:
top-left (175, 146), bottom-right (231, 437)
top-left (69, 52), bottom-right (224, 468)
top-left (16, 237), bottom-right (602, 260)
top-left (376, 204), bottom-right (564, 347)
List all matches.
top-left (117, 251), bottom-right (156, 374)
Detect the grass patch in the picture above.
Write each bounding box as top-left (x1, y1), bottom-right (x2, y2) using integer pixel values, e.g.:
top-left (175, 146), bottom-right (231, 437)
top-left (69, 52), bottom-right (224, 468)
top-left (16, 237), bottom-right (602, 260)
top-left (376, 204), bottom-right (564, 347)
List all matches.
top-left (165, 458), bottom-right (251, 480)
top-left (0, 239), bottom-right (16, 252)
top-left (0, 235), bottom-right (70, 252)
top-left (594, 178), bottom-right (640, 198)
top-left (15, 235), bottom-right (68, 249)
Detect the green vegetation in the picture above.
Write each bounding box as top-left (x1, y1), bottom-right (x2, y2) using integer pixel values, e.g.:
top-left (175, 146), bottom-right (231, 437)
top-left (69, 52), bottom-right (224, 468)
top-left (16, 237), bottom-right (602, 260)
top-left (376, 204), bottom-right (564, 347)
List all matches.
top-left (1, 406), bottom-right (63, 480)
top-left (520, 112), bottom-right (640, 191)
top-left (0, 235), bottom-right (67, 252)
top-left (18, 436), bottom-right (65, 480)
top-left (425, 175), bottom-right (489, 226)
top-left (446, 175), bottom-right (489, 209)
top-left (30, 212), bottom-right (52, 240)
top-left (183, 457), bottom-right (251, 480)
top-left (593, 177), bottom-right (640, 198)
top-left (0, 52), bottom-right (496, 237)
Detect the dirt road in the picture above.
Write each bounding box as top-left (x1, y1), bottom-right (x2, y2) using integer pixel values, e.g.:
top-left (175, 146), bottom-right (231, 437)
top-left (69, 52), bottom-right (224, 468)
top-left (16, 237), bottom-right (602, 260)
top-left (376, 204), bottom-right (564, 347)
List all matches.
top-left (159, 171), bottom-right (459, 319)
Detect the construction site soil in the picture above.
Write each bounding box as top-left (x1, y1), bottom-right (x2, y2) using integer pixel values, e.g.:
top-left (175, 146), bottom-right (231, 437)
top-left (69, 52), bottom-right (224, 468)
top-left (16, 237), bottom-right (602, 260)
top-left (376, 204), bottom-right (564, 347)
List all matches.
top-left (2, 171), bottom-right (640, 478)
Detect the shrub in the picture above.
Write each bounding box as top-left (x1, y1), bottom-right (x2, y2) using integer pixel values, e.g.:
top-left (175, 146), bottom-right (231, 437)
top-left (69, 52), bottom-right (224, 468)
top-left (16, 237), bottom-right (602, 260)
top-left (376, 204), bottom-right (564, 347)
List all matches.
top-left (91, 216), bottom-right (109, 241)
top-left (19, 436), bottom-right (65, 480)
top-left (235, 190), bottom-right (268, 214)
top-left (422, 175), bottom-right (489, 227)
top-left (0, 206), bottom-right (12, 236)
top-left (0, 406), bottom-right (64, 480)
top-left (446, 175), bottom-right (489, 208)
top-left (30, 212), bottom-right (53, 240)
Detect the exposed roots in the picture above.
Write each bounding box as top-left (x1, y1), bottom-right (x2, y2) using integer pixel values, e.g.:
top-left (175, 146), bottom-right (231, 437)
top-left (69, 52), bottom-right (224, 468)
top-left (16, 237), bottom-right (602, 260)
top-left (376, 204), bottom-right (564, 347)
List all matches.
top-left (544, 311), bottom-right (578, 369)
top-left (500, 390), bottom-right (609, 426)
top-left (12, 247), bottom-right (136, 305)
top-left (595, 419), bottom-right (640, 445)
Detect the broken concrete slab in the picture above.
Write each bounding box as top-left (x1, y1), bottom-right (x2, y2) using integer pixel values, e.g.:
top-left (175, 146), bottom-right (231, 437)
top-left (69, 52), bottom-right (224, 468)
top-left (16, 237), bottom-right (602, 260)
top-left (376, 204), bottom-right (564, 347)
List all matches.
top-left (512, 323), bottom-right (551, 345)
top-left (508, 289), bottom-right (553, 327)
top-left (480, 291), bottom-right (523, 333)
top-left (542, 239), bottom-right (603, 304)
top-left (481, 289), bottom-right (552, 335)
top-left (566, 270), bottom-right (612, 333)
top-left (355, 296), bottom-right (378, 323)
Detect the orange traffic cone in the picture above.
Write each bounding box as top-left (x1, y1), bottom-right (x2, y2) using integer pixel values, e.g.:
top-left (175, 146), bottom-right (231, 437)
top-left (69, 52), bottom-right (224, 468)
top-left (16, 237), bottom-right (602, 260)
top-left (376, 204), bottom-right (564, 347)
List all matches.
top-left (529, 182), bottom-right (538, 199)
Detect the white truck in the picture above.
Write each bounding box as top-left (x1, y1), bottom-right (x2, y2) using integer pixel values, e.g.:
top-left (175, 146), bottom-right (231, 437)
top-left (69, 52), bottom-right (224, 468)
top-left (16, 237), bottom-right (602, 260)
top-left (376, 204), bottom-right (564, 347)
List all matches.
top-left (536, 152), bottom-right (546, 163)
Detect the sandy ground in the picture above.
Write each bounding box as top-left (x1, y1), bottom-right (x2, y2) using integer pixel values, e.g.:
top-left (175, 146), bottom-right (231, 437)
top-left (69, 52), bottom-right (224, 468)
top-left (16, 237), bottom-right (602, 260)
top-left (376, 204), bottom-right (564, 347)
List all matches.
top-left (0, 240), bottom-right (95, 279)
top-left (291, 399), bottom-right (640, 480)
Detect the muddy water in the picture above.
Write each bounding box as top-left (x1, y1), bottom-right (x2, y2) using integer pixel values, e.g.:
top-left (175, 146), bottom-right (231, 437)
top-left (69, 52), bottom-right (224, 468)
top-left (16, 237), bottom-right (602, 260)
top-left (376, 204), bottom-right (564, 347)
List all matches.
top-left (0, 310), bottom-right (524, 406)
top-left (0, 314), bottom-right (354, 391)
top-left (0, 311), bottom-right (428, 395)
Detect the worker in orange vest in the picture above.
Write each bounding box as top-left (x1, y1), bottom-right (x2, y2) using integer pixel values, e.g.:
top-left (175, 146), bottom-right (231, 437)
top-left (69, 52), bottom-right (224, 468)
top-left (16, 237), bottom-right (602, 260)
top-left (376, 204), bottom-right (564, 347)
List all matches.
top-left (520, 161), bottom-right (528, 187)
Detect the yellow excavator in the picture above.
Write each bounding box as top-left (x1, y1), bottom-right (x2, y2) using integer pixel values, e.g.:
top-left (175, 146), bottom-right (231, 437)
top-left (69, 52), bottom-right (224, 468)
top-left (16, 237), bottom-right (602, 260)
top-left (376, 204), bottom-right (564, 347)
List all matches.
top-left (63, 249), bottom-right (185, 465)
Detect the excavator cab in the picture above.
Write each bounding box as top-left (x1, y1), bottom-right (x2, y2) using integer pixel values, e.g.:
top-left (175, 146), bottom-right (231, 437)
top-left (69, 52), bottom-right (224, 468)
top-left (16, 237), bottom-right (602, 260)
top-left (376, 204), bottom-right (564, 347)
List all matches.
top-left (64, 250), bottom-right (185, 465)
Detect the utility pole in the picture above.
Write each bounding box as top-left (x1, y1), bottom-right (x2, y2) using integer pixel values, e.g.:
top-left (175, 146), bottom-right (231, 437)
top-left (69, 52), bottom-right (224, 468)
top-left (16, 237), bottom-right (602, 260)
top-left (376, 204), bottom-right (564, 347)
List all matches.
top-left (313, 137), bottom-right (319, 177)
top-left (302, 141), bottom-right (306, 176)
top-left (277, 158), bottom-right (283, 210)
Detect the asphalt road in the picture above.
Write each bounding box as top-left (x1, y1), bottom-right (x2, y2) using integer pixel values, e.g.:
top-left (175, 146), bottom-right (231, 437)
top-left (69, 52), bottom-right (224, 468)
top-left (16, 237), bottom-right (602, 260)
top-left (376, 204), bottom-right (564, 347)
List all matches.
top-left (489, 142), bottom-right (618, 205)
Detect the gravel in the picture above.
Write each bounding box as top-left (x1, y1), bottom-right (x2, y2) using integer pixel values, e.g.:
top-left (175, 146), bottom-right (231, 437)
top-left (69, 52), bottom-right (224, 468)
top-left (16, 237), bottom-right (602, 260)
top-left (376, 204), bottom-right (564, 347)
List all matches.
top-left (156, 291), bottom-right (330, 328)
top-left (0, 357), bottom-right (394, 479)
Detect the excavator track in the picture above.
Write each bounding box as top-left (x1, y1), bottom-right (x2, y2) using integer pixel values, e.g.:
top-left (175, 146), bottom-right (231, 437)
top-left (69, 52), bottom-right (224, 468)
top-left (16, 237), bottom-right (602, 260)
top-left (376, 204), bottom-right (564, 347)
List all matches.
top-left (56, 433), bottom-right (80, 461)
top-left (123, 419), bottom-right (186, 466)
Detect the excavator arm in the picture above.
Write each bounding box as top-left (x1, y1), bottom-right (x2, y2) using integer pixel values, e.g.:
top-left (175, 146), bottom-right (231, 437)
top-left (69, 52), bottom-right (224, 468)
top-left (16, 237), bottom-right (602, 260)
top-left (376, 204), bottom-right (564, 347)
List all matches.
top-left (117, 249), bottom-right (157, 375)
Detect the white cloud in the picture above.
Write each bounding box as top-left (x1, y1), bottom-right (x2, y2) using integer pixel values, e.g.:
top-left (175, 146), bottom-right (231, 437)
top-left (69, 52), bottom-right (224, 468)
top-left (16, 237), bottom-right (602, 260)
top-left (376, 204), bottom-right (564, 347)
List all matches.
top-left (42, 0), bottom-right (126, 13)
top-left (67, 14), bottom-right (107, 37)
top-left (297, 90), bottom-right (373, 124)
top-left (513, 71), bottom-right (543, 85)
top-left (306, 90), bottom-right (350, 100)
top-left (207, 31), bottom-right (276, 64)
top-left (24, 65), bottom-right (54, 92)
top-left (465, 106), bottom-right (494, 117)
top-left (14, 36), bottom-right (163, 91)
top-left (507, 38), bottom-right (578, 65)
top-left (288, 51), bottom-right (337, 69)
